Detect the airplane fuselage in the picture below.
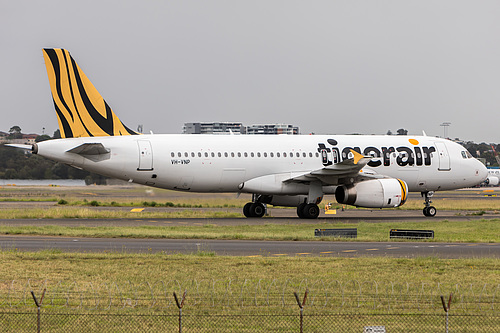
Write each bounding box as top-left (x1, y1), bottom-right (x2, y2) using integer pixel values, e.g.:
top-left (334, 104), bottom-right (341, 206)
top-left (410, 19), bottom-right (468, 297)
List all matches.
top-left (34, 134), bottom-right (487, 194)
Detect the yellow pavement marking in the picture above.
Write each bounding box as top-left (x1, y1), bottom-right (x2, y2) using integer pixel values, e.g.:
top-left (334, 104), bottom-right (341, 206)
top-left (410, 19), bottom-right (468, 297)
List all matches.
top-left (365, 249), bottom-right (379, 251)
top-left (342, 250), bottom-right (357, 253)
top-left (130, 208), bottom-right (144, 213)
top-left (149, 220), bottom-right (158, 223)
top-left (320, 251), bottom-right (333, 254)
top-left (246, 255), bottom-right (262, 258)
top-left (387, 247), bottom-right (400, 250)
top-left (272, 254), bottom-right (288, 256)
top-left (296, 253), bottom-right (311, 255)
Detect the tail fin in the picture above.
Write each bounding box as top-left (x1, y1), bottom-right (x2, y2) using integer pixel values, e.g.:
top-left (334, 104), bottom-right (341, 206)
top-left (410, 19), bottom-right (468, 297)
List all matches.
top-left (42, 48), bottom-right (138, 138)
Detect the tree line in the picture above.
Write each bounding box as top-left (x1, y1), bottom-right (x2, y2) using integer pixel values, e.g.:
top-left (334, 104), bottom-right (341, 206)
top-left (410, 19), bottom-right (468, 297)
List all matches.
top-left (0, 128), bottom-right (107, 183)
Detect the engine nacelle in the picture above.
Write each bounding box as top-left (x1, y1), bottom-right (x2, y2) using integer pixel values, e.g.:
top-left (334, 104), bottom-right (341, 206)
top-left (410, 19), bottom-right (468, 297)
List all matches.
top-left (335, 178), bottom-right (408, 208)
top-left (485, 176), bottom-right (499, 186)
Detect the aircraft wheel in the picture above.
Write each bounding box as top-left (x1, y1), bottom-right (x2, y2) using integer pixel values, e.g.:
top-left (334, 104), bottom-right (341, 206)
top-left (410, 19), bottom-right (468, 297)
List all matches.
top-left (296, 203), bottom-right (306, 218)
top-left (243, 202), bottom-right (253, 217)
top-left (250, 203), bottom-right (266, 218)
top-left (302, 203), bottom-right (320, 219)
top-left (423, 206), bottom-right (437, 217)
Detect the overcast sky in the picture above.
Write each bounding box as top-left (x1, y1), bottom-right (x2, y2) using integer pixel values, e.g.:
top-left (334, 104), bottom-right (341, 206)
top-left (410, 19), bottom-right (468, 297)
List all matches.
top-left (1, 1), bottom-right (500, 142)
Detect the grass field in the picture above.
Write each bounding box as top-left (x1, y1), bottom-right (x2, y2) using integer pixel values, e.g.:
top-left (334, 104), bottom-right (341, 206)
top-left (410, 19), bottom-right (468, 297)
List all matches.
top-left (0, 219), bottom-right (499, 243)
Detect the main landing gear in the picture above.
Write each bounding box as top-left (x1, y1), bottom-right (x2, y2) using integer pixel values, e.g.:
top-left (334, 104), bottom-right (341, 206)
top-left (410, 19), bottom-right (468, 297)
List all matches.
top-left (296, 203), bottom-right (320, 219)
top-left (421, 191), bottom-right (437, 217)
top-left (243, 202), bottom-right (266, 218)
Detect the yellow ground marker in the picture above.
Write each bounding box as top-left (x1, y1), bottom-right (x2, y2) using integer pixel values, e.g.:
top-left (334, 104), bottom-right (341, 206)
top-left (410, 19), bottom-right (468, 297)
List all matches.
top-left (387, 247), bottom-right (400, 250)
top-left (324, 203), bottom-right (337, 215)
top-left (342, 250), bottom-right (357, 253)
top-left (320, 251), bottom-right (333, 254)
top-left (130, 208), bottom-right (145, 213)
top-left (149, 220), bottom-right (158, 223)
top-left (365, 249), bottom-right (379, 251)
top-left (296, 253), bottom-right (311, 255)
top-left (272, 254), bottom-right (288, 256)
top-left (246, 255), bottom-right (262, 258)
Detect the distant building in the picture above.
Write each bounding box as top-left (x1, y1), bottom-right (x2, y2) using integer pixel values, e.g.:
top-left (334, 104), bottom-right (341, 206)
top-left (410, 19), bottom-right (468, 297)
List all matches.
top-left (183, 122), bottom-right (299, 135)
top-left (246, 124), bottom-right (299, 135)
top-left (183, 122), bottom-right (244, 134)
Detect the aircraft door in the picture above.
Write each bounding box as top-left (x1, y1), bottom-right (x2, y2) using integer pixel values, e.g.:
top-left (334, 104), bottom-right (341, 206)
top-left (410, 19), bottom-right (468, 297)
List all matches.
top-left (137, 140), bottom-right (154, 171)
top-left (434, 142), bottom-right (451, 171)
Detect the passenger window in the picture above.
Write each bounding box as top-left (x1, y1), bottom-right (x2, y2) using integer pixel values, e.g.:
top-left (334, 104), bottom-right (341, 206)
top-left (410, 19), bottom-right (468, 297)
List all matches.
top-left (185, 152), bottom-right (188, 157)
top-left (211, 152), bottom-right (215, 157)
top-left (198, 152), bottom-right (202, 157)
top-left (270, 152), bottom-right (274, 157)
top-left (224, 152), bottom-right (228, 157)
top-left (231, 152), bottom-right (235, 157)
top-left (283, 153), bottom-right (287, 157)
top-left (315, 152), bottom-right (319, 158)
top-left (244, 152), bottom-right (248, 157)
top-left (171, 152), bottom-right (175, 157)
top-left (257, 152), bottom-right (261, 157)
top-left (309, 152), bottom-right (312, 157)
top-left (178, 152), bottom-right (182, 157)
top-left (277, 152), bottom-right (281, 157)
top-left (296, 152), bottom-right (300, 158)
top-left (238, 152), bottom-right (241, 157)
top-left (218, 152), bottom-right (222, 157)
top-left (263, 152), bottom-right (267, 157)
top-left (251, 152), bottom-right (255, 157)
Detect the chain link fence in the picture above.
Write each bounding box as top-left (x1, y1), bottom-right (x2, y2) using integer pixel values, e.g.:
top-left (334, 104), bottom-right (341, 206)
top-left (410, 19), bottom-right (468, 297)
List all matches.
top-left (1, 310), bottom-right (499, 332)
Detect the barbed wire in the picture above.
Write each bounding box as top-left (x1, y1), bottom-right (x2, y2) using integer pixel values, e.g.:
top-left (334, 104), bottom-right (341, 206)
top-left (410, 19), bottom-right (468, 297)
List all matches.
top-left (0, 279), bottom-right (498, 313)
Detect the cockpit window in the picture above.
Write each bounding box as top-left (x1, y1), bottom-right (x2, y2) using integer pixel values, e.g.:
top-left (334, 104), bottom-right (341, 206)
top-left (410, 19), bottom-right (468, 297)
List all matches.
top-left (461, 151), bottom-right (473, 159)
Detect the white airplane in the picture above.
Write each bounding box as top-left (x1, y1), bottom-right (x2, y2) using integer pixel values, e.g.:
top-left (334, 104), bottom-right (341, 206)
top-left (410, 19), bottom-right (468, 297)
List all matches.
top-left (8, 49), bottom-right (488, 218)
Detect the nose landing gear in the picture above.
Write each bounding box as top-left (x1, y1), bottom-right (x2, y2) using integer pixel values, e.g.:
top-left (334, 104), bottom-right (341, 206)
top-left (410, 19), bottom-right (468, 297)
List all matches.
top-left (422, 191), bottom-right (437, 217)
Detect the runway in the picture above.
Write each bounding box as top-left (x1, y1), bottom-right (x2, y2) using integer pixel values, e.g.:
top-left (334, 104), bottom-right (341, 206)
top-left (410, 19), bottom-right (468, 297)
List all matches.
top-left (0, 235), bottom-right (498, 258)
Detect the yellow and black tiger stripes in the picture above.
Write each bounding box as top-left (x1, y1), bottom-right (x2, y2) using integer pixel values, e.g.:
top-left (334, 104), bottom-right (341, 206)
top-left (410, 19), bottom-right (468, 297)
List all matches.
top-left (397, 178), bottom-right (408, 205)
top-left (42, 48), bottom-right (138, 138)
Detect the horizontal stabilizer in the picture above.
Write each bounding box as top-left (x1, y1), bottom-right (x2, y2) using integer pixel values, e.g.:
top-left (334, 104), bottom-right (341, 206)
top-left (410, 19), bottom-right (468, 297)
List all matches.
top-left (5, 144), bottom-right (33, 150)
top-left (67, 143), bottom-right (109, 155)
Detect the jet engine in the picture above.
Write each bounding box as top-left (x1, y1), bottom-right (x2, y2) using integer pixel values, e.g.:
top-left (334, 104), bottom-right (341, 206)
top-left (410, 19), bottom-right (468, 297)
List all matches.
top-left (485, 176), bottom-right (499, 186)
top-left (335, 178), bottom-right (408, 208)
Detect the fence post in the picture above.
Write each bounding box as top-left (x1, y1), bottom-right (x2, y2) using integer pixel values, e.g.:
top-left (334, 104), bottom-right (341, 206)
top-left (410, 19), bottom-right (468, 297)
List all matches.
top-left (174, 290), bottom-right (187, 333)
top-left (294, 289), bottom-right (308, 333)
top-left (30, 289), bottom-right (46, 333)
top-left (440, 293), bottom-right (452, 333)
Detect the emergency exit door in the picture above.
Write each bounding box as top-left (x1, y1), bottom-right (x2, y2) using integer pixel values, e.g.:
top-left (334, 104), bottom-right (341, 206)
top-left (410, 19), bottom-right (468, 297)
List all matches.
top-left (137, 140), bottom-right (154, 171)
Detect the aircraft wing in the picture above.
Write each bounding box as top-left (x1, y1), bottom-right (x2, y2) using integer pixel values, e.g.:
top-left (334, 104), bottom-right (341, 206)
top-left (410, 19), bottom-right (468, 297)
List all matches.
top-left (283, 149), bottom-right (382, 185)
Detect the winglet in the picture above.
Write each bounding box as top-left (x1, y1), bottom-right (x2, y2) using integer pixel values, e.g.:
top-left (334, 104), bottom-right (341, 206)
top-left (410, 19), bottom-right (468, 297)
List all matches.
top-left (350, 149), bottom-right (364, 165)
top-left (42, 48), bottom-right (138, 138)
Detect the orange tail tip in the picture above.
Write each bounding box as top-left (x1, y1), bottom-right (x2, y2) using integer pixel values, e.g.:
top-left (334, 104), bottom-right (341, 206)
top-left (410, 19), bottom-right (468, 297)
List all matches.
top-left (42, 48), bottom-right (138, 138)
